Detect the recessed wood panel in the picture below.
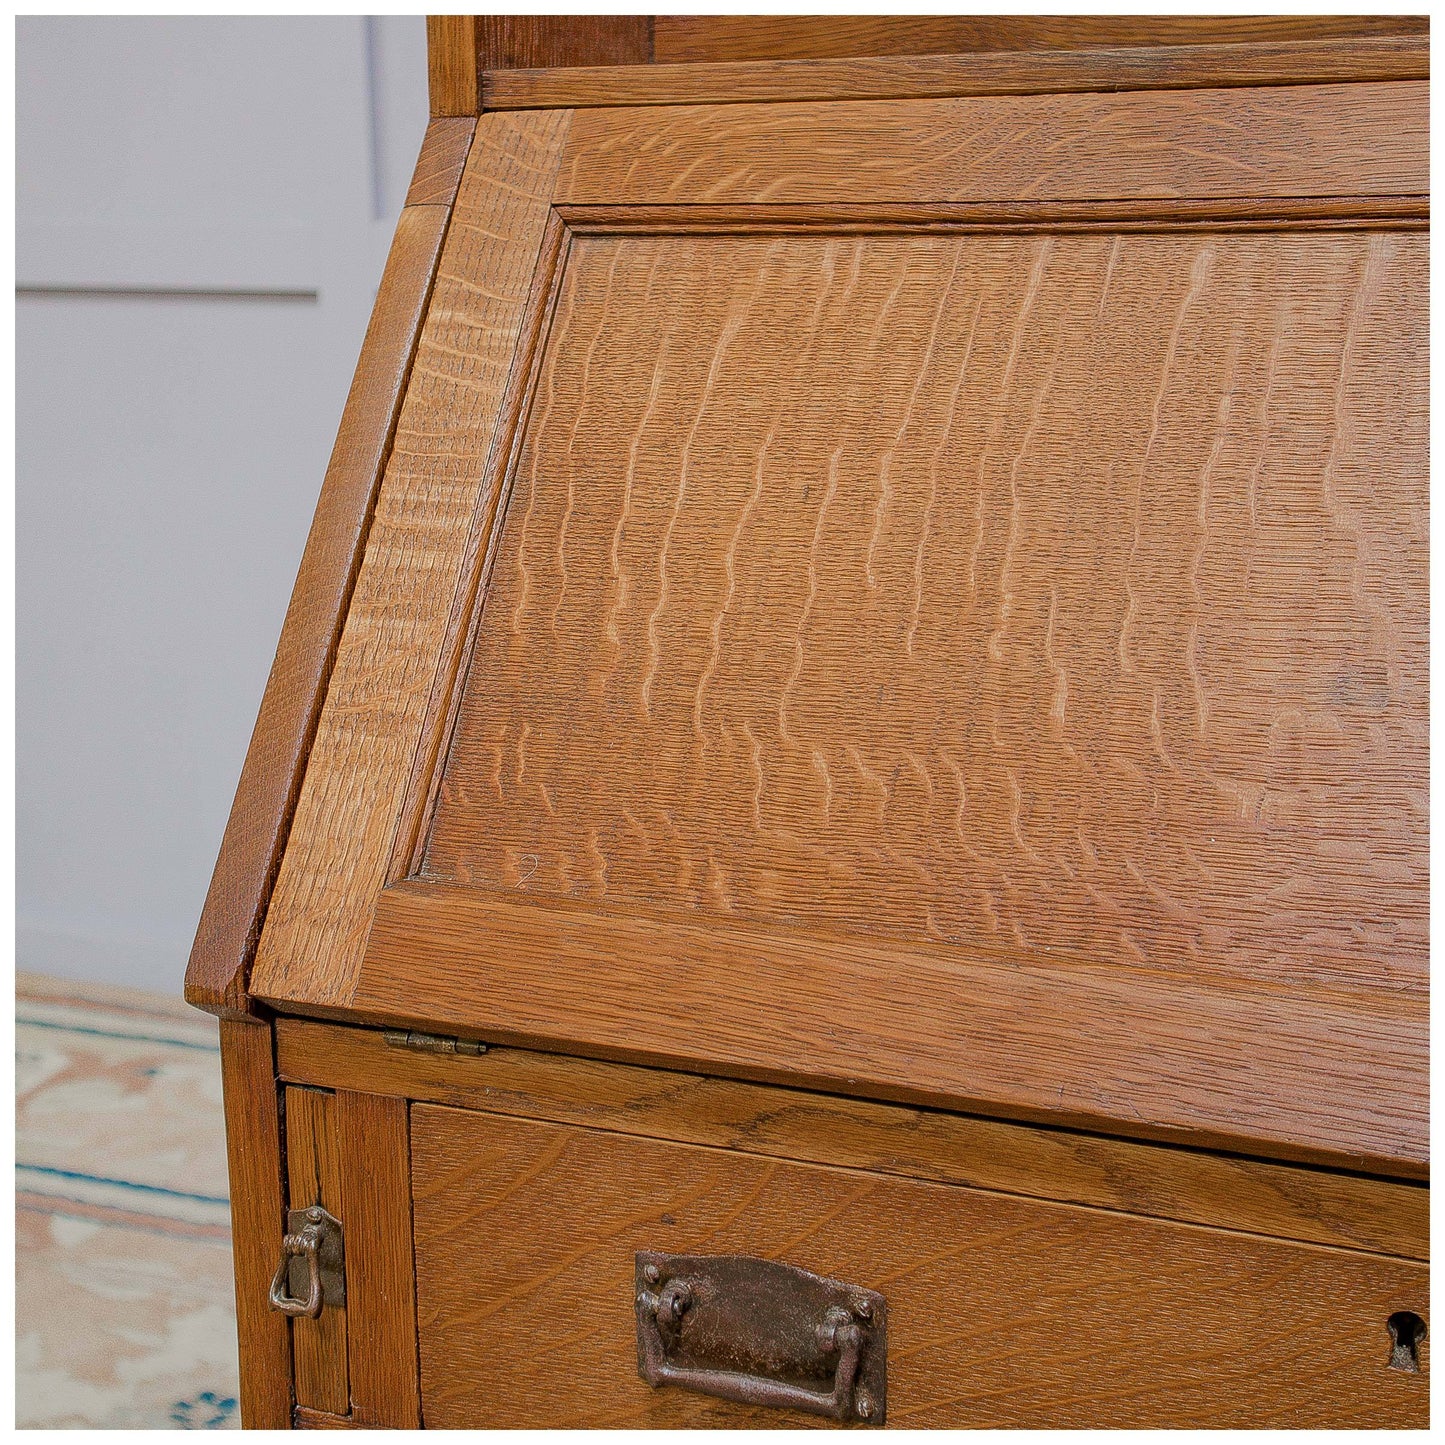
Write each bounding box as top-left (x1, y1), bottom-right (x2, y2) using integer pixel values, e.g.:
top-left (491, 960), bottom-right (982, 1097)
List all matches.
top-left (424, 230), bottom-right (1426, 1006)
top-left (411, 1106), bottom-right (1428, 1427)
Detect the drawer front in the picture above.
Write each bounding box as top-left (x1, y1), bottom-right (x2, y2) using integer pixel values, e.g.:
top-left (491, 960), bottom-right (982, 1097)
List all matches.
top-left (411, 1104), bottom-right (1427, 1428)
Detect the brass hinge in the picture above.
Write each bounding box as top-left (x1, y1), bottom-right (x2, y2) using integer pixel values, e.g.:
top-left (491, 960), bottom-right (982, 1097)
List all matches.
top-left (382, 1028), bottom-right (487, 1056)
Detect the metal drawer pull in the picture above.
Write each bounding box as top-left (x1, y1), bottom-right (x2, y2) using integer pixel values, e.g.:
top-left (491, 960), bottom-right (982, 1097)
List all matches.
top-left (268, 1205), bottom-right (345, 1319)
top-left (635, 1251), bottom-right (886, 1424)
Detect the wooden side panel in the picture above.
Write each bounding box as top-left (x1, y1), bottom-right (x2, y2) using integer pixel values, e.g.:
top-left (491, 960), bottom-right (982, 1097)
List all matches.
top-left (557, 83), bottom-right (1427, 204)
top-left (411, 1107), bottom-right (1429, 1427)
top-left (219, 1020), bottom-right (292, 1429)
top-left (250, 110), bottom-right (570, 1011)
top-left (484, 37), bottom-right (1429, 111)
top-left (426, 15), bottom-right (478, 116)
top-left (185, 200), bottom-right (450, 1018)
top-left (275, 1017), bottom-right (1428, 1262)
top-left (404, 117), bottom-right (476, 207)
top-left (651, 14), bottom-right (1429, 64)
top-left (334, 1092), bottom-right (419, 1428)
top-left (285, 1088), bottom-right (349, 1416)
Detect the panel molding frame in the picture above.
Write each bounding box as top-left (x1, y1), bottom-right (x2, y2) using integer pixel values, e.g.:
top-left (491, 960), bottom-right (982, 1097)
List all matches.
top-left (554, 196), bottom-right (1429, 238)
top-left (388, 187), bottom-right (1430, 895)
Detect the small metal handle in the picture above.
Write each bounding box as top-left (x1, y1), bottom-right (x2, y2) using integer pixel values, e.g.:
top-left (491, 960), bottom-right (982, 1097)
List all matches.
top-left (269, 1228), bottom-right (323, 1318)
top-left (268, 1206), bottom-right (344, 1319)
top-left (635, 1252), bottom-right (886, 1424)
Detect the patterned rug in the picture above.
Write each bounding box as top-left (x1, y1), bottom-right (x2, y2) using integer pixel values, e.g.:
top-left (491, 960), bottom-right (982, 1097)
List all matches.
top-left (16, 971), bottom-right (241, 1428)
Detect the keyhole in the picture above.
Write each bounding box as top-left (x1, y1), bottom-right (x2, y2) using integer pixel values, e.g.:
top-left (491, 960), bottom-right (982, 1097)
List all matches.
top-left (1386, 1311), bottom-right (1426, 1373)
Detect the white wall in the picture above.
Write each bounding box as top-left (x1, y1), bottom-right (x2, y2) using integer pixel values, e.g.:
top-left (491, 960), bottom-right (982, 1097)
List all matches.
top-left (17, 17), bottom-right (430, 994)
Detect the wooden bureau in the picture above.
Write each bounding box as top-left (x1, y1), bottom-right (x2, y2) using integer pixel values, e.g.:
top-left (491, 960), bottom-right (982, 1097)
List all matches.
top-left (187, 15), bottom-right (1428, 1428)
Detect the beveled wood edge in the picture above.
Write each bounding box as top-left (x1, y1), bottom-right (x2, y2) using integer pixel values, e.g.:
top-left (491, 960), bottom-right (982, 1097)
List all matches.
top-left (247, 111), bottom-right (575, 1013)
top-left (274, 1016), bottom-right (1427, 1262)
top-left (390, 208), bottom-right (575, 883)
top-left (483, 34), bottom-right (1429, 111)
top-left (220, 1019), bottom-right (293, 1428)
top-left (343, 880), bottom-right (1427, 1181)
top-left (405, 116), bottom-right (477, 207)
top-left (184, 138), bottom-right (461, 1019)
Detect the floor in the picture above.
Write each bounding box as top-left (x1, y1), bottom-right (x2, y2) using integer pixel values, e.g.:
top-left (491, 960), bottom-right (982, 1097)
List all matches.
top-left (16, 971), bottom-right (241, 1429)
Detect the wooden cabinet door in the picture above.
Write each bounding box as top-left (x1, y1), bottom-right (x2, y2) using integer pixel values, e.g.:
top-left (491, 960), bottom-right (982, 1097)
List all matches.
top-left (251, 81), bottom-right (1428, 1177)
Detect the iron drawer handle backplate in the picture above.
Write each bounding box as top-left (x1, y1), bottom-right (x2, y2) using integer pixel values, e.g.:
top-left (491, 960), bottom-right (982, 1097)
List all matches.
top-left (635, 1251), bottom-right (887, 1424)
top-left (268, 1205), bottom-right (345, 1319)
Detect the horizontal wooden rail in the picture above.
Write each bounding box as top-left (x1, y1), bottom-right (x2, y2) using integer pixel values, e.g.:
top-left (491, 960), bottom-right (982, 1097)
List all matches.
top-left (484, 36), bottom-right (1428, 111)
top-left (327, 881), bottom-right (1428, 1180)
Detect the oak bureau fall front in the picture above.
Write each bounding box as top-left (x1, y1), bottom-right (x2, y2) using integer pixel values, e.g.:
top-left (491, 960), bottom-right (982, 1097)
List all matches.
top-left (187, 15), bottom-right (1428, 1429)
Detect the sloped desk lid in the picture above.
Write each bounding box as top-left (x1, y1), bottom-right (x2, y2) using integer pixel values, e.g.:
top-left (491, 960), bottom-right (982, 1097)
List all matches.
top-left (251, 85), bottom-right (1428, 1177)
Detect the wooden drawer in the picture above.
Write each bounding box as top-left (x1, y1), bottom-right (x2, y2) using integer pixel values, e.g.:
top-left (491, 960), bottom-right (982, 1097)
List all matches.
top-left (410, 1103), bottom-right (1427, 1428)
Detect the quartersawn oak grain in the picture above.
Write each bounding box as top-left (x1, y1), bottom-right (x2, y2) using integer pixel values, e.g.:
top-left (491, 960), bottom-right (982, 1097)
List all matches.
top-left (484, 36), bottom-right (1429, 111)
top-left (650, 14), bottom-right (1429, 64)
top-left (411, 1107), bottom-right (1428, 1427)
top-left (184, 200), bottom-right (450, 1018)
top-left (557, 82), bottom-right (1426, 204)
top-left (249, 110), bottom-right (571, 1011)
top-left (334, 1092), bottom-right (418, 1428)
top-left (203, 24), bottom-right (1430, 1432)
top-left (381, 228), bottom-right (1425, 1173)
top-left (275, 1017), bottom-right (1427, 1261)
top-left (219, 1020), bottom-right (292, 1429)
top-left (285, 1087), bottom-right (348, 1416)
top-left (425, 232), bottom-right (1427, 1005)
top-left (387, 206), bottom-right (571, 885)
